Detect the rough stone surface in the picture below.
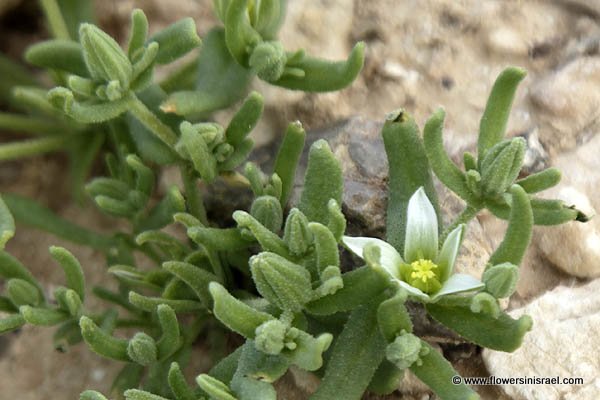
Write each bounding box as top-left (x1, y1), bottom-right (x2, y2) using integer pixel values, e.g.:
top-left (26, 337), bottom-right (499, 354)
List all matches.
top-left (532, 134), bottom-right (600, 278)
top-left (529, 57), bottom-right (600, 154)
top-left (483, 279), bottom-right (600, 400)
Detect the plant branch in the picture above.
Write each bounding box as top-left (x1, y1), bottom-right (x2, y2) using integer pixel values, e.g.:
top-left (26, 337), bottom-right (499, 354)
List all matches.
top-left (180, 165), bottom-right (208, 225)
top-left (128, 94), bottom-right (178, 148)
top-left (39, 0), bottom-right (71, 40)
top-left (0, 112), bottom-right (66, 136)
top-left (0, 136), bottom-right (69, 161)
top-left (441, 205), bottom-right (482, 243)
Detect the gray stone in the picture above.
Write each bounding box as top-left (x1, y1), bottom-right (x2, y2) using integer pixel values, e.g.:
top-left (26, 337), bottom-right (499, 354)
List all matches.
top-left (483, 279), bottom-right (600, 400)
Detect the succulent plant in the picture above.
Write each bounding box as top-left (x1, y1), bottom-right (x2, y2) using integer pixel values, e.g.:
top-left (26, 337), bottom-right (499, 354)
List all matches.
top-left (0, 1), bottom-right (590, 400)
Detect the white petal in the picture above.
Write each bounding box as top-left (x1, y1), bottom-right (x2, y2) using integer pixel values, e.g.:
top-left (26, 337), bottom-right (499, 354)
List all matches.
top-left (342, 236), bottom-right (403, 278)
top-left (436, 224), bottom-right (465, 282)
top-left (396, 279), bottom-right (430, 302)
top-left (404, 187), bottom-right (439, 262)
top-left (430, 274), bottom-right (484, 301)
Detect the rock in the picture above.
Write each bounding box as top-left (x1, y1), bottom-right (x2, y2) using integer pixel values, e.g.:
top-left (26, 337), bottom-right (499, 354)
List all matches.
top-left (529, 56), bottom-right (600, 153)
top-left (533, 134), bottom-right (600, 278)
top-left (483, 279), bottom-right (600, 400)
top-left (485, 26), bottom-right (530, 57)
top-left (534, 187), bottom-right (599, 278)
top-left (555, 0), bottom-right (600, 16)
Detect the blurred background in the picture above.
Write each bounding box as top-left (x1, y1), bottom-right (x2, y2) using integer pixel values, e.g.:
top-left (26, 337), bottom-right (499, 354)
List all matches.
top-left (1, 1), bottom-right (599, 399)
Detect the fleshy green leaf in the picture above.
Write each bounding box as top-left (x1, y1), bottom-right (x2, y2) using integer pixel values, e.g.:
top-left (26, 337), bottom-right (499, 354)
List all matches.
top-left (250, 252), bottom-right (312, 312)
top-left (516, 168), bottom-right (561, 194)
top-left (273, 42), bottom-right (365, 92)
top-left (306, 266), bottom-right (389, 315)
top-left (423, 108), bottom-right (473, 203)
top-left (197, 374), bottom-right (237, 400)
top-left (426, 302), bottom-right (532, 352)
top-left (309, 302), bottom-right (386, 400)
top-left (273, 121), bottom-right (306, 206)
top-left (79, 316), bottom-right (130, 361)
top-left (124, 389), bottom-right (170, 400)
top-left (0, 250), bottom-right (44, 298)
top-left (49, 246), bottom-right (86, 301)
top-left (410, 340), bottom-right (479, 400)
top-left (225, 91), bottom-right (264, 146)
top-left (150, 18), bottom-right (201, 64)
top-left (477, 66), bottom-right (526, 164)
top-left (163, 261), bottom-right (218, 307)
top-left (20, 306), bottom-right (69, 326)
top-left (156, 305), bottom-right (182, 360)
top-left (6, 279), bottom-right (42, 307)
top-left (127, 9), bottom-right (149, 59)
top-left (233, 211), bottom-right (290, 257)
top-left (162, 28), bottom-right (252, 116)
top-left (128, 291), bottom-right (203, 313)
top-left (209, 282), bottom-right (273, 338)
top-left (224, 0), bottom-right (262, 66)
top-left (0, 313), bottom-right (26, 333)
top-left (298, 139), bottom-right (343, 225)
top-left (188, 226), bottom-right (252, 251)
top-left (488, 185), bottom-right (533, 266)
top-left (377, 292), bottom-right (412, 342)
top-left (25, 39), bottom-right (88, 76)
top-left (383, 110), bottom-right (439, 254)
top-left (167, 362), bottom-right (196, 400)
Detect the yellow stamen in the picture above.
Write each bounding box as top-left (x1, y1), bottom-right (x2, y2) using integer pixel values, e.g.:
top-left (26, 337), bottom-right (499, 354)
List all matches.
top-left (409, 259), bottom-right (438, 283)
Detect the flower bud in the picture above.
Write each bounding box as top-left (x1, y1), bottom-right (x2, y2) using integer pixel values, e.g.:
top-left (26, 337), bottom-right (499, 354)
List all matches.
top-left (255, 319), bottom-right (287, 355)
top-left (482, 262), bottom-right (518, 298)
top-left (470, 292), bottom-right (500, 318)
top-left (386, 332), bottom-right (422, 369)
top-left (283, 208), bottom-right (313, 256)
top-left (251, 195), bottom-right (283, 233)
top-left (127, 332), bottom-right (157, 366)
top-left (250, 252), bottom-right (312, 312)
top-left (249, 41), bottom-right (287, 82)
top-left (196, 374), bottom-right (236, 400)
top-left (480, 137), bottom-right (526, 197)
top-left (79, 23), bottom-right (133, 88)
top-left (214, 143), bottom-right (234, 162)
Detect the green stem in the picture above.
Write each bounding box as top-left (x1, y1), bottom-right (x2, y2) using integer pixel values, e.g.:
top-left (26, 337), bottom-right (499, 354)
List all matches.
top-left (129, 94), bottom-right (178, 148)
top-left (0, 112), bottom-right (65, 136)
top-left (39, 0), bottom-right (71, 40)
top-left (0, 135), bottom-right (69, 161)
top-left (180, 165), bottom-right (208, 225)
top-left (441, 205), bottom-right (481, 243)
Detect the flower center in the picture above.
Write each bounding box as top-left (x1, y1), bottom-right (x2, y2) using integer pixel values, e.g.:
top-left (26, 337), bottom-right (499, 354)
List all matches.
top-left (406, 259), bottom-right (442, 294)
top-left (410, 259), bottom-right (438, 282)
